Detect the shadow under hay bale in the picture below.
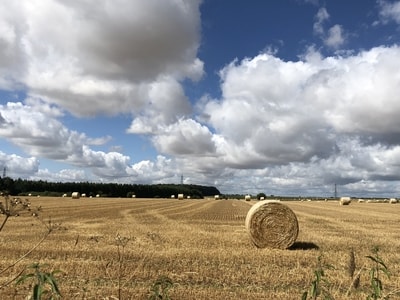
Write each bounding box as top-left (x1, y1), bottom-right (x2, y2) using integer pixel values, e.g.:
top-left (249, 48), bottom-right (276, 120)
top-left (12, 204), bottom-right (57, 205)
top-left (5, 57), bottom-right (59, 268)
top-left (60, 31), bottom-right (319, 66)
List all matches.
top-left (288, 241), bottom-right (319, 250)
top-left (245, 200), bottom-right (299, 249)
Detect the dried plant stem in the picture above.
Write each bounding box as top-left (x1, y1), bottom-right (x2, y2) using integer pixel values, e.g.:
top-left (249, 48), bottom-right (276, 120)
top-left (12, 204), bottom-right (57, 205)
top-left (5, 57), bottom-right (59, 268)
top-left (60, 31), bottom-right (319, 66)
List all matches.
top-left (345, 264), bottom-right (366, 296)
top-left (0, 215), bottom-right (9, 232)
top-left (0, 229), bottom-right (51, 280)
top-left (0, 268), bottom-right (25, 289)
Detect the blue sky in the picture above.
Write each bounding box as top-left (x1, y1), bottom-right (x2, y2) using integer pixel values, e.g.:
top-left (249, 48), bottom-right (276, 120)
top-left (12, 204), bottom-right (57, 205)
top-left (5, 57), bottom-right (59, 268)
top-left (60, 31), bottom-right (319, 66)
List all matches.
top-left (1, 0), bottom-right (400, 197)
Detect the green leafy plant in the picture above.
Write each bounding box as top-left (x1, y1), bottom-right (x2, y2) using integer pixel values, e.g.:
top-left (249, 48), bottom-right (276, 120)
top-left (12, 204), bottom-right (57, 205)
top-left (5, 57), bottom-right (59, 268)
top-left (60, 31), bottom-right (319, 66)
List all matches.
top-left (149, 275), bottom-right (173, 300)
top-left (16, 263), bottom-right (62, 300)
top-left (366, 246), bottom-right (390, 300)
top-left (302, 255), bottom-right (335, 300)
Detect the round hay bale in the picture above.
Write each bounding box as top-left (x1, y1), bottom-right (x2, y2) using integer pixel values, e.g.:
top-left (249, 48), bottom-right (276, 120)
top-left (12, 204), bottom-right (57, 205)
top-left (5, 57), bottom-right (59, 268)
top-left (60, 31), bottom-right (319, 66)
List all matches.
top-left (245, 200), bottom-right (298, 249)
top-left (339, 197), bottom-right (351, 205)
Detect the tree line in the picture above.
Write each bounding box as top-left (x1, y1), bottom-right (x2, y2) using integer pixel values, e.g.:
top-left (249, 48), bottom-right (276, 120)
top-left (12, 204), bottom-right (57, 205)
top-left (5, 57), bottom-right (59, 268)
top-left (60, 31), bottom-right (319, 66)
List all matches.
top-left (0, 177), bottom-right (220, 199)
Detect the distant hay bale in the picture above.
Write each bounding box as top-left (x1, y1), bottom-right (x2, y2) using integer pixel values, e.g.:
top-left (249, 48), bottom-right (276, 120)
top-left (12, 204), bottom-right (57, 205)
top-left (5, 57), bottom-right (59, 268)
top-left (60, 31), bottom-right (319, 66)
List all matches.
top-left (81, 193), bottom-right (86, 197)
top-left (214, 195), bottom-right (220, 200)
top-left (245, 195), bottom-right (251, 201)
top-left (62, 193), bottom-right (67, 197)
top-left (340, 197), bottom-right (351, 205)
top-left (71, 192), bottom-right (80, 199)
top-left (357, 199), bottom-right (365, 203)
top-left (171, 195), bottom-right (175, 199)
top-left (389, 198), bottom-right (398, 204)
top-left (96, 194), bottom-right (100, 198)
top-left (260, 196), bottom-right (265, 200)
top-left (245, 200), bottom-right (299, 249)
top-left (178, 194), bottom-right (184, 200)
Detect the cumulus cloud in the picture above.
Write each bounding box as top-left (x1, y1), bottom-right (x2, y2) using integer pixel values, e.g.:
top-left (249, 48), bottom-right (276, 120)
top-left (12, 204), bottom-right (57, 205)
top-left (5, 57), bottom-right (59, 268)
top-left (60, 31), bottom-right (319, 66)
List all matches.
top-left (152, 118), bottom-right (216, 156)
top-left (0, 0), bottom-right (203, 123)
top-left (313, 7), bottom-right (330, 35)
top-left (313, 7), bottom-right (346, 49)
top-left (324, 24), bottom-right (345, 48)
top-left (126, 77), bottom-right (193, 134)
top-left (30, 168), bottom-right (87, 182)
top-left (158, 45), bottom-right (400, 194)
top-left (0, 101), bottom-right (134, 178)
top-left (112, 44), bottom-right (400, 195)
top-left (378, 0), bottom-right (400, 24)
top-left (0, 151), bottom-right (39, 178)
top-left (126, 155), bottom-right (177, 182)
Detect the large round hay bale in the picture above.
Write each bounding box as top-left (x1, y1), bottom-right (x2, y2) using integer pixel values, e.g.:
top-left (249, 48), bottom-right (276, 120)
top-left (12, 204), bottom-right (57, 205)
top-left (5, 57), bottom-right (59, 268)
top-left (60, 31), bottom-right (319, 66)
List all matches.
top-left (245, 200), bottom-right (299, 249)
top-left (339, 197), bottom-right (351, 205)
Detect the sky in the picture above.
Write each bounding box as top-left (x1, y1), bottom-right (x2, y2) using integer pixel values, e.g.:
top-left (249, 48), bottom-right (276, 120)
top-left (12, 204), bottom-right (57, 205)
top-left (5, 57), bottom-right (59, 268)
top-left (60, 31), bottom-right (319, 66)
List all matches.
top-left (1, 0), bottom-right (400, 197)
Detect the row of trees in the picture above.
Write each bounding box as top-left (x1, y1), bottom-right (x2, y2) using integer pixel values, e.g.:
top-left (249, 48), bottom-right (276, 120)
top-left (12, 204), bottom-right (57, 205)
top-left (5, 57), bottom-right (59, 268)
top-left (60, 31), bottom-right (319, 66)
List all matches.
top-left (0, 177), bottom-right (220, 199)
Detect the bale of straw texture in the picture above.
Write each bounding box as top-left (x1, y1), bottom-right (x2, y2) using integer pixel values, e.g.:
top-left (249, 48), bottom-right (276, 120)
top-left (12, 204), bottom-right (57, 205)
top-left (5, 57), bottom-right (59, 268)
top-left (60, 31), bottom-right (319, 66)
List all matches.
top-left (245, 195), bottom-right (251, 201)
top-left (245, 200), bottom-right (299, 249)
top-left (71, 192), bottom-right (80, 199)
top-left (339, 197), bottom-right (351, 205)
top-left (389, 198), bottom-right (398, 204)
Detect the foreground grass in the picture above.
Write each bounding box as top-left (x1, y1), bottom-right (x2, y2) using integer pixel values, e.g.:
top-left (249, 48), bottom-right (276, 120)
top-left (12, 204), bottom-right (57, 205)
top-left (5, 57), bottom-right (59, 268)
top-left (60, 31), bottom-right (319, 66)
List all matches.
top-left (1, 197), bottom-right (400, 299)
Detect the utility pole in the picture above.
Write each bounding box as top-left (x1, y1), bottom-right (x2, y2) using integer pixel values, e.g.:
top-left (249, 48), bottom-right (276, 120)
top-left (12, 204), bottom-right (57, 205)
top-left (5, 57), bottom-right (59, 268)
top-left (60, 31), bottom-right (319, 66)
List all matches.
top-left (334, 183), bottom-right (337, 198)
top-left (180, 174), bottom-right (183, 185)
top-left (2, 166), bottom-right (6, 178)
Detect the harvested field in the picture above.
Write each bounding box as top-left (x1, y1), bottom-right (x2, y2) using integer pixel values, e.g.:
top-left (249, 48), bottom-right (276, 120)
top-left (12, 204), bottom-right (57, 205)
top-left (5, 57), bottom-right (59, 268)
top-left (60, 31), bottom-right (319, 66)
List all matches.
top-left (1, 197), bottom-right (400, 299)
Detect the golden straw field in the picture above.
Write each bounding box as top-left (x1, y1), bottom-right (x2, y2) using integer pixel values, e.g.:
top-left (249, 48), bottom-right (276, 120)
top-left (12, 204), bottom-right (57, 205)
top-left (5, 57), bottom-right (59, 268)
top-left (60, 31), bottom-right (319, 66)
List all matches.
top-left (1, 197), bottom-right (400, 299)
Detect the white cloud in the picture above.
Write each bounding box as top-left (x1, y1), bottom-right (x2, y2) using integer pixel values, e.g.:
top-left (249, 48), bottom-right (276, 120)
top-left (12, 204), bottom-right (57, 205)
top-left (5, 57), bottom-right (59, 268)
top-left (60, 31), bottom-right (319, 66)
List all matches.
top-left (0, 151), bottom-right (39, 178)
top-left (378, 0), bottom-right (400, 24)
top-left (171, 45), bottom-right (400, 194)
top-left (126, 155), bottom-right (178, 183)
top-left (313, 7), bottom-right (330, 35)
top-left (124, 44), bottom-right (400, 195)
top-left (0, 0), bottom-right (203, 120)
top-left (0, 101), bottom-right (133, 178)
top-left (313, 7), bottom-right (346, 49)
top-left (152, 119), bottom-right (216, 156)
top-left (30, 168), bottom-right (87, 182)
top-left (324, 24), bottom-right (345, 48)
top-left (126, 76), bottom-right (193, 134)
